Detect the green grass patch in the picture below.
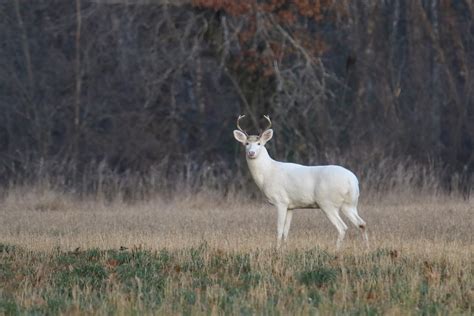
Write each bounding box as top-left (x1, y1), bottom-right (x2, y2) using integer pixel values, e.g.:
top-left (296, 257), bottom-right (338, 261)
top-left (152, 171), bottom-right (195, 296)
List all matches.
top-left (0, 242), bottom-right (471, 314)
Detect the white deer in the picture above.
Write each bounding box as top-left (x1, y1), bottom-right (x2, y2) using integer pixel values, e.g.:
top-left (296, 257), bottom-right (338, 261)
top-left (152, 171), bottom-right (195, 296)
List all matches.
top-left (233, 115), bottom-right (369, 249)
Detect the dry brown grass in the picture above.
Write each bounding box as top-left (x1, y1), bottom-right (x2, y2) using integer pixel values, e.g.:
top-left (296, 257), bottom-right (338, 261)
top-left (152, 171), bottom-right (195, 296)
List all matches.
top-left (0, 186), bottom-right (471, 254)
top-left (0, 185), bottom-right (472, 314)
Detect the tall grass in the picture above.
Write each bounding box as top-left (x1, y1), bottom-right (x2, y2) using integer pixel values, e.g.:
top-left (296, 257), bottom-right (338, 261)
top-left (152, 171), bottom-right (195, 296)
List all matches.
top-left (3, 156), bottom-right (471, 202)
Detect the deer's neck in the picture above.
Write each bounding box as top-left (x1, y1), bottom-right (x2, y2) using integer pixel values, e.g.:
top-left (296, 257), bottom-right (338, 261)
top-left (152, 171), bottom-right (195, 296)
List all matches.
top-left (246, 146), bottom-right (273, 189)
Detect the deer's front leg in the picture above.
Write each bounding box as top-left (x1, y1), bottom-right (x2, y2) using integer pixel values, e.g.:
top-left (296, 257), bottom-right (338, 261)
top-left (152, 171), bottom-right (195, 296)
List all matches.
top-left (276, 205), bottom-right (287, 248)
top-left (283, 210), bottom-right (293, 241)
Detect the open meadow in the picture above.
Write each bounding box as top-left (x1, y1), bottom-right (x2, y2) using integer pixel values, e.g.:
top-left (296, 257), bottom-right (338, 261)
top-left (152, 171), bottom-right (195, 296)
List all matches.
top-left (0, 186), bottom-right (472, 314)
top-left (2, 1), bottom-right (473, 314)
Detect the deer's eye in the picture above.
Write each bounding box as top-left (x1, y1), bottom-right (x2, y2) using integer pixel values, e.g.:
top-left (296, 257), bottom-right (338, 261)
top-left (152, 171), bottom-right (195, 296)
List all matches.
top-left (246, 142), bottom-right (249, 145)
top-left (258, 142), bottom-right (261, 145)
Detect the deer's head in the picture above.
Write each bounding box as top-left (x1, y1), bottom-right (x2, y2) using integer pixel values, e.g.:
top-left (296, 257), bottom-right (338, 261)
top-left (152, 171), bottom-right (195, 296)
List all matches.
top-left (233, 115), bottom-right (273, 159)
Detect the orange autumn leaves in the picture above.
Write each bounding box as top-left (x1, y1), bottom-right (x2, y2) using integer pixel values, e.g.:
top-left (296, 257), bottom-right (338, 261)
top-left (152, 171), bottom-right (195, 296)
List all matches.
top-left (192, 0), bottom-right (335, 21)
top-left (192, 0), bottom-right (336, 77)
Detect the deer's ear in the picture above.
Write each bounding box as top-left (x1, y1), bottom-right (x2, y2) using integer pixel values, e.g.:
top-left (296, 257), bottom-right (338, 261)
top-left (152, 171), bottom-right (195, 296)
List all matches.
top-left (233, 130), bottom-right (247, 144)
top-left (260, 129), bottom-right (273, 143)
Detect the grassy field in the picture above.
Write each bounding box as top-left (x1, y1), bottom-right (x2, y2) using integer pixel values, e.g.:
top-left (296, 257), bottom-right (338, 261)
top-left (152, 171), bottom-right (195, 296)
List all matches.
top-left (0, 187), bottom-right (472, 314)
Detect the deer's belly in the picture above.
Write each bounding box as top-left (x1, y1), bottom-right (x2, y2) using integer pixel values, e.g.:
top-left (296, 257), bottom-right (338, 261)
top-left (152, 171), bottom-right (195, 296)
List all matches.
top-left (263, 185), bottom-right (319, 210)
top-left (287, 202), bottom-right (320, 210)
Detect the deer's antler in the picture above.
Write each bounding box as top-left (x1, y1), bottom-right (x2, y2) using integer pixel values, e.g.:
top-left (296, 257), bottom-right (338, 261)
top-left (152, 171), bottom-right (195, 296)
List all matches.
top-left (262, 115), bottom-right (272, 131)
top-left (236, 115), bottom-right (248, 136)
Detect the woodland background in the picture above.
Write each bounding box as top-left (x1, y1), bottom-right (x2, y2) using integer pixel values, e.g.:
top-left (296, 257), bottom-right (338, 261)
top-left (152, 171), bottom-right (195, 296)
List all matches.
top-left (0, 0), bottom-right (472, 197)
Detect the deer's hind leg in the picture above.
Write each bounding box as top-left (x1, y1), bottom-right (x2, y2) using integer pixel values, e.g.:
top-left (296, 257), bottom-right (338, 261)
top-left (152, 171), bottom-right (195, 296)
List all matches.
top-left (341, 205), bottom-right (369, 248)
top-left (321, 205), bottom-right (348, 250)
